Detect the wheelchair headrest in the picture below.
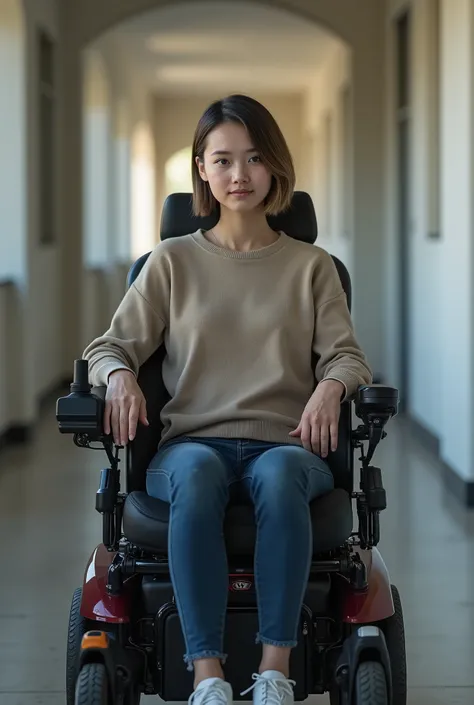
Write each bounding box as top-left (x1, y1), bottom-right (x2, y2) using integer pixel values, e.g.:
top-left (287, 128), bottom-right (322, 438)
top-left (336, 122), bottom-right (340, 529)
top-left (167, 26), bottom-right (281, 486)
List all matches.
top-left (160, 191), bottom-right (318, 244)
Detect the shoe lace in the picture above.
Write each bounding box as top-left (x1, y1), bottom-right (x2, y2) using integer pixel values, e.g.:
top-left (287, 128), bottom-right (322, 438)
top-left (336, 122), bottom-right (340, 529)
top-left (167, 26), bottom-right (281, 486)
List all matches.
top-left (189, 680), bottom-right (230, 705)
top-left (240, 673), bottom-right (296, 704)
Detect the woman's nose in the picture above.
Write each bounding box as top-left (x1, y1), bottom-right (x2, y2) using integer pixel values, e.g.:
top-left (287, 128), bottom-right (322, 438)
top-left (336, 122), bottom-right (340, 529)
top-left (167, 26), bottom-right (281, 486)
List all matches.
top-left (232, 161), bottom-right (250, 182)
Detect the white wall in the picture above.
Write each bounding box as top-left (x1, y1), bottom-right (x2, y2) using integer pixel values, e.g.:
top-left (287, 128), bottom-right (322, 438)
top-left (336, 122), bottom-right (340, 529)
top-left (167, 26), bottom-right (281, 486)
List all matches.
top-left (438, 0), bottom-right (474, 481)
top-left (302, 43), bottom-right (353, 277)
top-left (0, 0), bottom-right (27, 432)
top-left (0, 0), bottom-right (61, 433)
top-left (0, 0), bottom-right (26, 284)
top-left (385, 0), bottom-right (474, 483)
top-left (408, 0), bottom-right (442, 435)
top-left (23, 0), bottom-right (61, 408)
top-left (385, 0), bottom-right (443, 433)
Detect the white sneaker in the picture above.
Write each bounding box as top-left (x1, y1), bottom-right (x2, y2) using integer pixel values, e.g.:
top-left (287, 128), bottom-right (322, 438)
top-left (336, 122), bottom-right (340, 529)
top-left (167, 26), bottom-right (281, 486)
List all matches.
top-left (189, 677), bottom-right (233, 705)
top-left (240, 670), bottom-right (296, 705)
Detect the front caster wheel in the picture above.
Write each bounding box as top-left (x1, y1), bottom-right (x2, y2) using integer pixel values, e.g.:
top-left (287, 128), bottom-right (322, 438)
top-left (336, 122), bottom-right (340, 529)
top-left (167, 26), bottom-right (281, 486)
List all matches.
top-left (354, 662), bottom-right (388, 705)
top-left (75, 663), bottom-right (109, 705)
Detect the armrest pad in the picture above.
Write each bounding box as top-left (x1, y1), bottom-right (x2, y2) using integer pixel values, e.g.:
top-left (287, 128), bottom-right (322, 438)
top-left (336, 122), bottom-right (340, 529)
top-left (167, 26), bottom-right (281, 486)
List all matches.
top-left (355, 384), bottom-right (399, 419)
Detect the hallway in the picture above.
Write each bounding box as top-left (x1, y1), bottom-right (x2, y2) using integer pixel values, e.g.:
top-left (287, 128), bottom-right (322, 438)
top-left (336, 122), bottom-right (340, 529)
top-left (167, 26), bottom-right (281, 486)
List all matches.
top-left (1, 0), bottom-right (474, 702)
top-left (0, 402), bottom-right (472, 704)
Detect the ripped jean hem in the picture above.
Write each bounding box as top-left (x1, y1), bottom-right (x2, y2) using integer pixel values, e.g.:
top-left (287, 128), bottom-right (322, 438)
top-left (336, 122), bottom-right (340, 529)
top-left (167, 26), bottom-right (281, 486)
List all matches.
top-left (255, 633), bottom-right (298, 648)
top-left (183, 651), bottom-right (228, 672)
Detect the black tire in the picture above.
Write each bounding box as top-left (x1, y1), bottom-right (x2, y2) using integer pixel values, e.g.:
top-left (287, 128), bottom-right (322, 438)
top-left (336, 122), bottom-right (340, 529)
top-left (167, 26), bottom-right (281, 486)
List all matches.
top-left (380, 585), bottom-right (407, 705)
top-left (67, 587), bottom-right (88, 705)
top-left (355, 661), bottom-right (388, 705)
top-left (75, 663), bottom-right (109, 705)
top-left (66, 588), bottom-right (140, 705)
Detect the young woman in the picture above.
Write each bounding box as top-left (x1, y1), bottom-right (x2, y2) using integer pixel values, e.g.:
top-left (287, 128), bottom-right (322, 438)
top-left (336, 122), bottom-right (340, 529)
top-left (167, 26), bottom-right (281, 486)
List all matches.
top-left (83, 94), bottom-right (372, 705)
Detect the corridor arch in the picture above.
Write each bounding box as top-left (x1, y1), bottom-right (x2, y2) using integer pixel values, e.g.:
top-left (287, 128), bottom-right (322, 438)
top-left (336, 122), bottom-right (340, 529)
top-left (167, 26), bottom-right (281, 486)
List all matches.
top-left (71, 0), bottom-right (373, 49)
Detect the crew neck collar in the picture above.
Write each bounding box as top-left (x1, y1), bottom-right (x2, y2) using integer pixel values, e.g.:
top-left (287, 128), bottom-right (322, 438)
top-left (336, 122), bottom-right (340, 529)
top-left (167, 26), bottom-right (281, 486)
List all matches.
top-left (192, 228), bottom-right (288, 259)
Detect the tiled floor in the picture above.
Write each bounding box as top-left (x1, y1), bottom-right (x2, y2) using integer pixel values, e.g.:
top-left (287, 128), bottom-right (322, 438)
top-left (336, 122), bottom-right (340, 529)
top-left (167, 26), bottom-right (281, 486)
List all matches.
top-left (0, 405), bottom-right (473, 704)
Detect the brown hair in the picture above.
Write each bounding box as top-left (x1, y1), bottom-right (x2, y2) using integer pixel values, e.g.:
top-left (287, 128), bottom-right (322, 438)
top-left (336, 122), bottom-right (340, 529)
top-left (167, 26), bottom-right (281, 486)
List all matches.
top-left (191, 94), bottom-right (295, 217)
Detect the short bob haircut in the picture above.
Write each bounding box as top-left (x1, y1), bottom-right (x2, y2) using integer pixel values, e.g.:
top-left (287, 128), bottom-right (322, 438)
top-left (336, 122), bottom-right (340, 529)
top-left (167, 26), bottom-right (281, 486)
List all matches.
top-left (192, 94), bottom-right (296, 217)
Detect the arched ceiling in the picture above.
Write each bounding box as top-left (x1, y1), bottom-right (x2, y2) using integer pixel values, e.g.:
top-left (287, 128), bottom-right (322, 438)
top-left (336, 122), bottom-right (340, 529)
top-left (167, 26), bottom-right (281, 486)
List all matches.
top-left (98, 1), bottom-right (344, 95)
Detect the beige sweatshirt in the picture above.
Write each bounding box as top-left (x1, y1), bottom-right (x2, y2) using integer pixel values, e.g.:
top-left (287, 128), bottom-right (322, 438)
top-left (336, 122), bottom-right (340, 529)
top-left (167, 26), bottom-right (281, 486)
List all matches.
top-left (83, 229), bottom-right (372, 447)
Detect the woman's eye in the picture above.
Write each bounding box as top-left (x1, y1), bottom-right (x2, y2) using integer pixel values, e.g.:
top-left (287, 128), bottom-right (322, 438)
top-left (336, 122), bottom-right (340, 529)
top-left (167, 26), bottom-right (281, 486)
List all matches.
top-left (215, 158), bottom-right (229, 165)
top-left (249, 155), bottom-right (261, 163)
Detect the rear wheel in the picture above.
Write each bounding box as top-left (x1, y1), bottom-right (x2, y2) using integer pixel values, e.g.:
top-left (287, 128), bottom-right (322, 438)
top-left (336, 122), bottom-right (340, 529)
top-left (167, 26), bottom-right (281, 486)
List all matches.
top-left (75, 663), bottom-right (109, 705)
top-left (67, 587), bottom-right (87, 705)
top-left (354, 662), bottom-right (388, 705)
top-left (380, 585), bottom-right (407, 705)
top-left (330, 584), bottom-right (407, 705)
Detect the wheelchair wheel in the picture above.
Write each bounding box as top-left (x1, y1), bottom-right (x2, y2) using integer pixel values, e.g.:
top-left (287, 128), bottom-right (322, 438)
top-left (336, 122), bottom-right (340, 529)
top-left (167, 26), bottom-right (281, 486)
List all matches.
top-left (75, 663), bottom-right (108, 705)
top-left (354, 662), bottom-right (387, 705)
top-left (380, 585), bottom-right (407, 705)
top-left (67, 587), bottom-right (87, 705)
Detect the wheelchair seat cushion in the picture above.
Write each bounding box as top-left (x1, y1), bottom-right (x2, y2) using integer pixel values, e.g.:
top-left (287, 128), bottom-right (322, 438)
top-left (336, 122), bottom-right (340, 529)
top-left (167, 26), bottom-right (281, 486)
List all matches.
top-left (122, 488), bottom-right (353, 556)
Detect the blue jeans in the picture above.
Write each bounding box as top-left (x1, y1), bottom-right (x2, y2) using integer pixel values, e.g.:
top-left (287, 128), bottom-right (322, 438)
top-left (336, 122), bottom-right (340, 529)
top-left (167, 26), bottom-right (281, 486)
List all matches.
top-left (146, 437), bottom-right (334, 669)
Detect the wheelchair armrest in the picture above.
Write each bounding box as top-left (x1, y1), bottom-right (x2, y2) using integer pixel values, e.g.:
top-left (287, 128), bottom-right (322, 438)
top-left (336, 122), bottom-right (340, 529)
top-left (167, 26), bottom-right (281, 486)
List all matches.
top-left (56, 362), bottom-right (107, 440)
top-left (355, 384), bottom-right (399, 423)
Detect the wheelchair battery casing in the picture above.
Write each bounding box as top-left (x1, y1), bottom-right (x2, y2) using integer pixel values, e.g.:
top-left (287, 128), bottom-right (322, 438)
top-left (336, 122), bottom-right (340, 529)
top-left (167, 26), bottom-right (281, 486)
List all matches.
top-left (141, 572), bottom-right (333, 701)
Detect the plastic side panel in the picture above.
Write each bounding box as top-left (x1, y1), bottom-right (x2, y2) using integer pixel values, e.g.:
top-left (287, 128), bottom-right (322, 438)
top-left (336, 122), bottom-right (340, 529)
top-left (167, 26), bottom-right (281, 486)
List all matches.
top-left (80, 544), bottom-right (130, 624)
top-left (342, 548), bottom-right (394, 623)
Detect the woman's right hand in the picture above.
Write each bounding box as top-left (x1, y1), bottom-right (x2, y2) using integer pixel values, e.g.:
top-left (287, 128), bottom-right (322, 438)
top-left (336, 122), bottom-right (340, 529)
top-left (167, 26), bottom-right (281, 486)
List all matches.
top-left (104, 369), bottom-right (149, 445)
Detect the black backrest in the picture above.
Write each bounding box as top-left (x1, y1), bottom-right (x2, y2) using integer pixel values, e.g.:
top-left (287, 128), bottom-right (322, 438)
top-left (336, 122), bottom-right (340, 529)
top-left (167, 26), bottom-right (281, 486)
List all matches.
top-left (127, 192), bottom-right (353, 494)
top-left (160, 191), bottom-right (317, 243)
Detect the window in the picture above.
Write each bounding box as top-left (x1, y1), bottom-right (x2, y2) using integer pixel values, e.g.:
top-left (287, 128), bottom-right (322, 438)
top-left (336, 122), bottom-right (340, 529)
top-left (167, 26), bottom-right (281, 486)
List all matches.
top-left (131, 123), bottom-right (156, 259)
top-left (38, 28), bottom-right (56, 245)
top-left (82, 49), bottom-right (111, 267)
top-left (340, 85), bottom-right (352, 239)
top-left (165, 146), bottom-right (193, 197)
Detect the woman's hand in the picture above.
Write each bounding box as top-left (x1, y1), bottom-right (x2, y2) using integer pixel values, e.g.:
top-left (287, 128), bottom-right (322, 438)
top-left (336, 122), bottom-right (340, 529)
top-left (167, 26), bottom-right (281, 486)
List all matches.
top-left (289, 379), bottom-right (345, 456)
top-left (105, 369), bottom-right (149, 445)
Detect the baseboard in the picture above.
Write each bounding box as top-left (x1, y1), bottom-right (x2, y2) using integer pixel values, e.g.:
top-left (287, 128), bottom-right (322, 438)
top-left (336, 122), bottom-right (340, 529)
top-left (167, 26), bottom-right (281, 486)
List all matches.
top-left (409, 416), bottom-right (474, 508)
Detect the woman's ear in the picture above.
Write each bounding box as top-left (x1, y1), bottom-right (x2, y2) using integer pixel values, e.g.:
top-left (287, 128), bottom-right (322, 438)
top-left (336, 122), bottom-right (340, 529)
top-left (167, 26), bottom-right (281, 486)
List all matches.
top-left (195, 155), bottom-right (208, 182)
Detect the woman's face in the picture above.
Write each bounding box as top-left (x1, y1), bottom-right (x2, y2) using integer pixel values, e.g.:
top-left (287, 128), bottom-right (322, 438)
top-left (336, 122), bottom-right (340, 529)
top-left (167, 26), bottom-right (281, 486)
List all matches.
top-left (196, 121), bottom-right (272, 213)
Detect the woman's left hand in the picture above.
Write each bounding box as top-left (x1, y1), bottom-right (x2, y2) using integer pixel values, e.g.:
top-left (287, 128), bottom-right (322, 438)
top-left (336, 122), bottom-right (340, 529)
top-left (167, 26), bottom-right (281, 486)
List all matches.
top-left (289, 379), bottom-right (345, 457)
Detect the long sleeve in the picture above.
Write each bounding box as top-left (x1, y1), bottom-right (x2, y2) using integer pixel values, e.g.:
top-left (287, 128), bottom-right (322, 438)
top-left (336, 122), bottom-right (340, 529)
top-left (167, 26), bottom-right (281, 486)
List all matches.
top-left (82, 246), bottom-right (170, 387)
top-left (312, 253), bottom-right (372, 400)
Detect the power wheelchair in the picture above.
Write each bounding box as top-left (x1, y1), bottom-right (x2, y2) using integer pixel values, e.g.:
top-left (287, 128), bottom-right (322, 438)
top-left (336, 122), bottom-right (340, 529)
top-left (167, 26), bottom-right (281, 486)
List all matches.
top-left (57, 192), bottom-right (406, 705)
